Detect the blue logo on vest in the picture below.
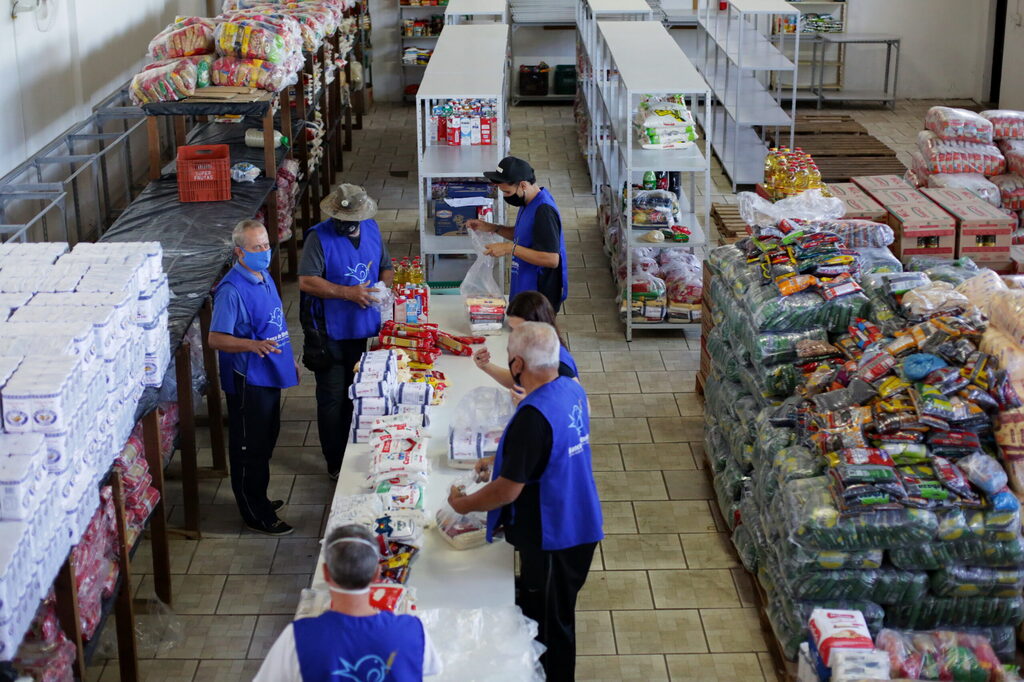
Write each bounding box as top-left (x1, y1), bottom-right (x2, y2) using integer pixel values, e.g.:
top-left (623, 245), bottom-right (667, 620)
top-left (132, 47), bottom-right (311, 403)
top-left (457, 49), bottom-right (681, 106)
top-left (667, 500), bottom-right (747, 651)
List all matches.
top-left (568, 401), bottom-right (587, 456)
top-left (344, 261), bottom-right (373, 282)
top-left (331, 653), bottom-right (392, 681)
top-left (268, 307), bottom-right (284, 331)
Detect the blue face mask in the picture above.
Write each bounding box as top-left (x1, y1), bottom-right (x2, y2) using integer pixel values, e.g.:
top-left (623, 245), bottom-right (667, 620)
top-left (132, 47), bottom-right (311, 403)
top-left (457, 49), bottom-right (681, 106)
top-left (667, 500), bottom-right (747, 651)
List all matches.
top-left (241, 248), bottom-right (271, 272)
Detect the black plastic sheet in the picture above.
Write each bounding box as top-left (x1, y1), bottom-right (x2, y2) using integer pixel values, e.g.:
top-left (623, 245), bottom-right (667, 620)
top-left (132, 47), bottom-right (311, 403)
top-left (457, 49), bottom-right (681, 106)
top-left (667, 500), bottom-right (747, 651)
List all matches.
top-left (165, 117), bottom-right (299, 177)
top-left (141, 98), bottom-right (272, 118)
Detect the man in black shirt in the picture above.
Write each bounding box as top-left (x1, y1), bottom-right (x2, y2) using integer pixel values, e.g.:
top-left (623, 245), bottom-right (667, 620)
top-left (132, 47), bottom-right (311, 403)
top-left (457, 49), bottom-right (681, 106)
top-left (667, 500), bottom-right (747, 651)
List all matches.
top-left (467, 156), bottom-right (569, 312)
top-left (448, 322), bottom-right (603, 681)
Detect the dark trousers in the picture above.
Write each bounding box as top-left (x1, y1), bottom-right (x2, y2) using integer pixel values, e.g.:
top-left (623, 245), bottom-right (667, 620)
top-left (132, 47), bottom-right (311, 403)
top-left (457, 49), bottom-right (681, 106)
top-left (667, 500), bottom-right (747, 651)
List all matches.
top-left (225, 374), bottom-right (282, 526)
top-left (517, 542), bottom-right (598, 682)
top-left (313, 338), bottom-right (368, 473)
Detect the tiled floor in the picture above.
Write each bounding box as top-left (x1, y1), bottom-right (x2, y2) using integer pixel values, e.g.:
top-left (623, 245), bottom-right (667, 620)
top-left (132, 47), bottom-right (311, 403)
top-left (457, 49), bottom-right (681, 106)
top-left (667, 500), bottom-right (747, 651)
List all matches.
top-left (84, 98), bottom-right (951, 681)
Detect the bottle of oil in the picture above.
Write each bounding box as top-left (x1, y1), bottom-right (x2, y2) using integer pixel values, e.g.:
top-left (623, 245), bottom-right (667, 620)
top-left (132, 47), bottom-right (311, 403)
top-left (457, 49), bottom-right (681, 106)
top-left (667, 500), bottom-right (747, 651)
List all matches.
top-left (764, 147), bottom-right (779, 186)
top-left (791, 163), bottom-right (810, 195)
top-left (410, 258), bottom-right (424, 284)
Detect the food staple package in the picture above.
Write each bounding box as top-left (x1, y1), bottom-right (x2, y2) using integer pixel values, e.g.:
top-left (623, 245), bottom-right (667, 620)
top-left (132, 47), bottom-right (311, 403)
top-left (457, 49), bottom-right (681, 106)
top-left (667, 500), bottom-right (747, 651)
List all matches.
top-left (981, 110), bottom-right (1024, 140)
top-left (926, 173), bottom-right (1001, 207)
top-left (210, 56), bottom-right (295, 92)
top-left (148, 17), bottom-right (216, 59)
top-left (130, 59), bottom-right (198, 105)
top-left (924, 106), bottom-right (995, 145)
top-left (703, 201), bottom-right (1024, 661)
top-left (917, 131), bottom-right (1006, 176)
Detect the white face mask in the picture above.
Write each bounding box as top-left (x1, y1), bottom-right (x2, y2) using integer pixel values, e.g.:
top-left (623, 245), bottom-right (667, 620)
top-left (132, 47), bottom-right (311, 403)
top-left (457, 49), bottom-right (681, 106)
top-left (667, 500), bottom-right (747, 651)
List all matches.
top-left (323, 536), bottom-right (378, 595)
top-left (327, 584), bottom-right (370, 595)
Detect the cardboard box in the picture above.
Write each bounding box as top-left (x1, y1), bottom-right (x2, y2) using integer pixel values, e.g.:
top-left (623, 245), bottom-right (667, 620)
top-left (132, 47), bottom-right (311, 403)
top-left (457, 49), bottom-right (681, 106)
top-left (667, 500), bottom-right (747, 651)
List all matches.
top-left (865, 188), bottom-right (931, 210)
top-left (920, 187), bottom-right (978, 206)
top-left (887, 202), bottom-right (957, 259)
top-left (827, 183), bottom-right (887, 221)
top-left (851, 175), bottom-right (913, 193)
top-left (433, 182), bottom-right (491, 236)
top-left (926, 192), bottom-right (1015, 263)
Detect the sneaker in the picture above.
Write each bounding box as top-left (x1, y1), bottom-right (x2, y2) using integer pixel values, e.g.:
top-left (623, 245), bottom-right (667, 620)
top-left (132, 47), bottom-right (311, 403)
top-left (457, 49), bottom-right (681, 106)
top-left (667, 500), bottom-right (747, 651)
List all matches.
top-left (328, 469), bottom-right (340, 481)
top-left (246, 518), bottom-right (294, 536)
top-left (271, 500), bottom-right (285, 512)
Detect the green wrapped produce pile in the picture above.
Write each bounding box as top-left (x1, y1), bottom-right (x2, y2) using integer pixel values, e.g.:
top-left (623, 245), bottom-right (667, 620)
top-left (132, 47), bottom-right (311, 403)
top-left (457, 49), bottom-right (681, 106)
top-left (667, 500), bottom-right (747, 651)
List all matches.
top-left (703, 224), bottom-right (1024, 661)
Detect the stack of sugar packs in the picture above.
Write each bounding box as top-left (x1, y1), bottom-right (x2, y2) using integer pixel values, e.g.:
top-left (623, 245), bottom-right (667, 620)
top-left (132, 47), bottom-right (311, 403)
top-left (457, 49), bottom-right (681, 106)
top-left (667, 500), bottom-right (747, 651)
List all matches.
top-left (0, 241), bottom-right (169, 661)
top-left (349, 349), bottom-right (435, 444)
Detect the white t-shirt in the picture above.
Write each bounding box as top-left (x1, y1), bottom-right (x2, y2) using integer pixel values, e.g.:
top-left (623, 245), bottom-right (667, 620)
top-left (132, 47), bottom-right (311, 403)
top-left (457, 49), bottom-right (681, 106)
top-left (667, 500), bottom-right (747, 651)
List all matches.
top-left (253, 621), bottom-right (443, 682)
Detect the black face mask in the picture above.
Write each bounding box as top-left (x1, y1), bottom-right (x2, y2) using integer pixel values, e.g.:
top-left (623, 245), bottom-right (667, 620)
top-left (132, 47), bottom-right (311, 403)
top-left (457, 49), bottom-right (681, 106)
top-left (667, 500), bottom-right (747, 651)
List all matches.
top-left (508, 358), bottom-right (523, 388)
top-left (502, 187), bottom-right (526, 207)
top-left (335, 219), bottom-right (360, 236)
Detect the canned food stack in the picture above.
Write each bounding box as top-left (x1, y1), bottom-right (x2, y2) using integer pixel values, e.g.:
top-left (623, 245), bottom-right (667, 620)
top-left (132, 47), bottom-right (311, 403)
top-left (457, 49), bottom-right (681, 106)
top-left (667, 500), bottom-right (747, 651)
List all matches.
top-left (703, 200), bottom-right (1024, 662)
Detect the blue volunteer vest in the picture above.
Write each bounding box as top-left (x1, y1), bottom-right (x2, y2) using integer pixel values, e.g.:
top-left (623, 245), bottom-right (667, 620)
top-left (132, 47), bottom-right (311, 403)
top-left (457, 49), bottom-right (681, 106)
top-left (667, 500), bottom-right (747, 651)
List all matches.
top-left (487, 376), bottom-right (604, 551)
top-left (510, 188), bottom-right (568, 303)
top-left (215, 266), bottom-right (297, 391)
top-left (315, 219), bottom-right (383, 340)
top-left (559, 345), bottom-right (578, 377)
top-left (293, 611), bottom-right (425, 682)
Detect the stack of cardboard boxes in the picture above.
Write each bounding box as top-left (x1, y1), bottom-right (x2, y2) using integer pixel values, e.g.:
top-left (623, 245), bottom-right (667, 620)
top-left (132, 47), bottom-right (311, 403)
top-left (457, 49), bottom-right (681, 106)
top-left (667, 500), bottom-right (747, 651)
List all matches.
top-left (837, 175), bottom-right (1014, 271)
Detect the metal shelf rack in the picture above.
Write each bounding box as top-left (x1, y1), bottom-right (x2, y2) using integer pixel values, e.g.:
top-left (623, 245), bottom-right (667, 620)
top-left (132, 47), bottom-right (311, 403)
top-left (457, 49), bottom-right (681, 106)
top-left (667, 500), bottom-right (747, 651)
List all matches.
top-left (696, 0), bottom-right (799, 189)
top-left (415, 24), bottom-right (511, 279)
top-left (445, 0), bottom-right (510, 24)
top-left (399, 3), bottom-right (448, 100)
top-left (580, 17), bottom-right (712, 340)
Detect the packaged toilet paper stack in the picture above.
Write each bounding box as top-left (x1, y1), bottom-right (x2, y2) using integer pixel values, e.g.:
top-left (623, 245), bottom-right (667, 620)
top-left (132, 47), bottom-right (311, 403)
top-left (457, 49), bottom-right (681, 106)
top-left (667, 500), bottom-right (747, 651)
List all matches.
top-left (0, 241), bottom-right (170, 661)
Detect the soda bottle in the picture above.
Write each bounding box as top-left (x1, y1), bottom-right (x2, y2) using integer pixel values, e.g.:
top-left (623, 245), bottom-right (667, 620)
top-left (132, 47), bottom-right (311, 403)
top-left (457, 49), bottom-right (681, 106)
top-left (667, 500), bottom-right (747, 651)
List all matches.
top-left (655, 171), bottom-right (669, 190)
top-left (642, 171), bottom-right (656, 191)
top-left (668, 171), bottom-right (681, 195)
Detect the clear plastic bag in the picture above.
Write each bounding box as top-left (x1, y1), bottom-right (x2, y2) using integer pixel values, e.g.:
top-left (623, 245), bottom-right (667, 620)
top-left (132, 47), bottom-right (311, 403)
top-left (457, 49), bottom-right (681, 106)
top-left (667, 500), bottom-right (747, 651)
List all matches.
top-left (812, 219), bottom-right (894, 248)
top-left (955, 269), bottom-right (1007, 316)
top-left (738, 189), bottom-right (845, 228)
top-left (419, 606), bottom-right (545, 681)
top-left (981, 110), bottom-right (1024, 140)
top-left (876, 629), bottom-right (1005, 680)
top-left (130, 60), bottom-right (198, 105)
top-left (210, 56), bottom-right (295, 91)
top-left (925, 106), bottom-right (995, 145)
top-left (632, 190), bottom-right (679, 226)
top-left (926, 173), bottom-right (1001, 206)
top-left (930, 565), bottom-right (1024, 598)
top-left (987, 290), bottom-right (1024, 346)
top-left (901, 281), bottom-right (970, 318)
top-left (448, 387), bottom-right (514, 468)
top-left (148, 17), bottom-right (215, 59)
top-left (460, 228), bottom-right (504, 298)
top-left (1006, 147), bottom-right (1024, 177)
top-left (917, 130), bottom-right (1007, 176)
top-left (436, 474), bottom-right (487, 550)
top-left (214, 19), bottom-right (295, 64)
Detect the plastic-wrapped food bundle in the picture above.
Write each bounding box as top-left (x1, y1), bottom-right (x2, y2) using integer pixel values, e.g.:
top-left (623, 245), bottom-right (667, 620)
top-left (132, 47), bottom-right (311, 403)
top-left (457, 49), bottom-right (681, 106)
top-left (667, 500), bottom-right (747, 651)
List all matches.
top-left (130, 59), bottom-right (198, 104)
top-left (956, 269), bottom-right (1007, 316)
top-left (987, 290), bottom-right (1024, 346)
top-left (875, 629), bottom-right (1004, 680)
top-left (809, 219), bottom-right (894, 248)
top-left (1005, 146), bottom-right (1024, 176)
top-left (917, 130), bottom-right (1006, 176)
top-left (148, 17), bottom-right (216, 59)
top-left (904, 255), bottom-right (980, 285)
top-left (926, 173), bottom-right (1001, 207)
top-left (930, 565), bottom-right (1024, 598)
top-left (925, 106), bottom-right (995, 145)
top-left (143, 54), bottom-right (214, 89)
top-left (745, 286), bottom-right (869, 333)
top-left (890, 538), bottom-right (1024, 571)
top-left (211, 56), bottom-right (295, 91)
top-left (990, 174), bottom-right (1024, 209)
top-left (885, 595), bottom-right (1024, 628)
top-left (215, 19), bottom-right (294, 63)
top-left (633, 97), bottom-right (698, 149)
top-left (632, 190), bottom-right (679, 226)
top-left (981, 110), bottom-right (1024, 140)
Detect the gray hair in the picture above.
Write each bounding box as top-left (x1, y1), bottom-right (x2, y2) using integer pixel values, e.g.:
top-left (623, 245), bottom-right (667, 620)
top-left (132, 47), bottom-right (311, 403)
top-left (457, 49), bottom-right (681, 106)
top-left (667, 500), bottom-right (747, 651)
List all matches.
top-left (232, 219), bottom-right (266, 248)
top-left (324, 525), bottom-right (379, 589)
top-left (507, 321), bottom-right (560, 370)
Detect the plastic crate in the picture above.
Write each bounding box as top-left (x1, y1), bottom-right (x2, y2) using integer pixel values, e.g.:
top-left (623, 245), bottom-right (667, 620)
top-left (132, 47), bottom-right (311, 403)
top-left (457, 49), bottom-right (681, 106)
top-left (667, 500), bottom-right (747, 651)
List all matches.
top-left (177, 144), bottom-right (231, 203)
top-left (518, 63), bottom-right (549, 97)
top-left (554, 65), bottom-right (577, 95)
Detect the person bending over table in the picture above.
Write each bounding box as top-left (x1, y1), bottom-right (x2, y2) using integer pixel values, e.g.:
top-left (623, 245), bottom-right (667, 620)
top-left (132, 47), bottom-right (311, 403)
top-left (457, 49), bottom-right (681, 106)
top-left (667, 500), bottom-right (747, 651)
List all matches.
top-left (473, 291), bottom-right (579, 405)
top-left (466, 156), bottom-right (568, 313)
top-left (253, 524), bottom-right (442, 681)
top-left (447, 322), bottom-right (603, 682)
top-left (208, 220), bottom-right (299, 536)
top-left (299, 184), bottom-right (394, 480)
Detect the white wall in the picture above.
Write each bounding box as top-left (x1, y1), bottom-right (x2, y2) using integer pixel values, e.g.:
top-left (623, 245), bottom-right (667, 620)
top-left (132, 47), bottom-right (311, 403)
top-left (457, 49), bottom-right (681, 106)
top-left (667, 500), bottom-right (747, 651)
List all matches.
top-left (1000, 1), bottom-right (1024, 109)
top-left (0, 0), bottom-right (195, 179)
top-left (841, 0), bottom-right (995, 101)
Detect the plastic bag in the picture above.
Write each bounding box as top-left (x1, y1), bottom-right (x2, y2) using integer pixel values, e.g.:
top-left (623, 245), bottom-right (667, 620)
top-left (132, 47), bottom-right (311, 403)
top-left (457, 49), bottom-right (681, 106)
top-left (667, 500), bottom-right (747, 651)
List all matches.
top-left (210, 56), bottom-right (294, 91)
top-left (143, 54), bottom-right (214, 88)
top-left (230, 162), bottom-right (261, 183)
top-left (215, 20), bottom-right (294, 64)
top-left (148, 17), bottom-right (215, 59)
top-left (460, 228), bottom-right (504, 298)
top-left (632, 190), bottom-right (679, 226)
top-left (931, 565), bottom-right (1024, 598)
top-left (738, 189), bottom-right (845, 228)
top-left (917, 130), bottom-right (1007, 176)
top-left (981, 110), bottom-right (1024, 140)
top-left (925, 106), bottom-right (995, 145)
top-left (901, 281), bottom-right (970, 318)
top-left (419, 607), bottom-right (545, 681)
top-left (436, 474), bottom-right (487, 550)
top-left (448, 387), bottom-right (514, 469)
top-left (129, 60), bottom-right (198, 105)
top-left (926, 173), bottom-right (1001, 207)
top-left (956, 269), bottom-right (1007, 316)
top-left (876, 629), bottom-right (1004, 681)
top-left (987, 290), bottom-right (1024, 346)
top-left (1006, 147), bottom-right (1024, 177)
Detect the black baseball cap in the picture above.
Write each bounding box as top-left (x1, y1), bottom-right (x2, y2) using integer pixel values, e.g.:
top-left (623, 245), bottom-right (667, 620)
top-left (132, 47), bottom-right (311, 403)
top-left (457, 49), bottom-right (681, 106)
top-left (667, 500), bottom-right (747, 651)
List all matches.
top-left (483, 156), bottom-right (535, 185)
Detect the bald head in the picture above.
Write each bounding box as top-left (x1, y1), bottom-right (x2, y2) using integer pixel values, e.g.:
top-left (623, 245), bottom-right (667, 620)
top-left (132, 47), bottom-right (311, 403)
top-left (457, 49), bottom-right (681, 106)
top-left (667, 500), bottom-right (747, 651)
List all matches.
top-left (507, 321), bottom-right (560, 372)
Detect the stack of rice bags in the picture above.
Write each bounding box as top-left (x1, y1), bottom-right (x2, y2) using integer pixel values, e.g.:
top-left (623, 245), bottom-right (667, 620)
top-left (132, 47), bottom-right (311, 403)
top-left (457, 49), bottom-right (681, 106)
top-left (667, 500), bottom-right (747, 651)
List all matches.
top-left (633, 95), bottom-right (697, 150)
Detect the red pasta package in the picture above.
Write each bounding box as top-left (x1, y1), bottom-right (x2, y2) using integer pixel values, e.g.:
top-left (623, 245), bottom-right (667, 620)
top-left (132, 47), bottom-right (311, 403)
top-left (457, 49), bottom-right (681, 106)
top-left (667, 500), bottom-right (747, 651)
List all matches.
top-left (210, 56), bottom-right (294, 92)
top-left (1005, 148), bottom-right (1024, 177)
top-left (148, 17), bottom-right (216, 59)
top-left (925, 106), bottom-right (994, 145)
top-left (991, 174), bottom-right (1024, 210)
top-left (917, 131), bottom-right (1006, 176)
top-left (981, 110), bottom-right (1024, 140)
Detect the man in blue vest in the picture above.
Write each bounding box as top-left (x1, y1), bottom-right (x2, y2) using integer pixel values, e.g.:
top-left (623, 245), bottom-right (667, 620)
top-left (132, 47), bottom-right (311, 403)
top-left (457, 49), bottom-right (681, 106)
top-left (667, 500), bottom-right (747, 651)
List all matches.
top-left (299, 185), bottom-right (394, 479)
top-left (253, 524), bottom-right (443, 681)
top-left (467, 156), bottom-right (569, 312)
top-left (209, 220), bottom-right (299, 536)
top-left (447, 322), bottom-right (603, 682)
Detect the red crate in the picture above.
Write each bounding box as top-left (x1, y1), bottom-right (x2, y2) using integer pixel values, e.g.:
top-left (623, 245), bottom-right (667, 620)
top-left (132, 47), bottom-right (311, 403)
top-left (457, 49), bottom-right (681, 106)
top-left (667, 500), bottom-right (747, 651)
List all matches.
top-left (177, 144), bottom-right (231, 203)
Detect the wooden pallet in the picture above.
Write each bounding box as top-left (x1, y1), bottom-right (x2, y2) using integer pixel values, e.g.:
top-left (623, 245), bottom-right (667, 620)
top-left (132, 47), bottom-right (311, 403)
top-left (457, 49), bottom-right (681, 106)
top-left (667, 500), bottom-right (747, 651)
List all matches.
top-left (711, 203), bottom-right (748, 244)
top-left (815, 156), bottom-right (909, 183)
top-left (762, 114), bottom-right (868, 143)
top-left (781, 134), bottom-right (896, 158)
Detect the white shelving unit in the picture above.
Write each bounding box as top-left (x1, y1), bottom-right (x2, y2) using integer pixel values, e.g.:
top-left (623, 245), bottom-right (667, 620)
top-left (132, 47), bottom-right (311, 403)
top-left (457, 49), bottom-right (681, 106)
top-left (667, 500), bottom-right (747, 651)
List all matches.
top-left (771, 1), bottom-right (849, 101)
top-left (445, 0), bottom-right (510, 24)
top-left (399, 4), bottom-right (448, 101)
top-left (580, 18), bottom-right (712, 340)
top-left (415, 24), bottom-right (511, 280)
top-left (696, 0), bottom-right (799, 189)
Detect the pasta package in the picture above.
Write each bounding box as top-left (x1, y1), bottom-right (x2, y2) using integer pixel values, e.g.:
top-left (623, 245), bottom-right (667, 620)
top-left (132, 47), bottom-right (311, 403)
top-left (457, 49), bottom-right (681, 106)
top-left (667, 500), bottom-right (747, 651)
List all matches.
top-left (917, 131), bottom-right (1006, 176)
top-left (925, 106), bottom-right (995, 145)
top-left (990, 174), bottom-right (1024, 210)
top-left (129, 60), bottom-right (198, 105)
top-left (215, 20), bottom-right (293, 63)
top-left (981, 110), bottom-right (1024, 140)
top-left (148, 17), bottom-right (216, 59)
top-left (210, 56), bottom-right (293, 92)
top-left (143, 54), bottom-right (214, 89)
